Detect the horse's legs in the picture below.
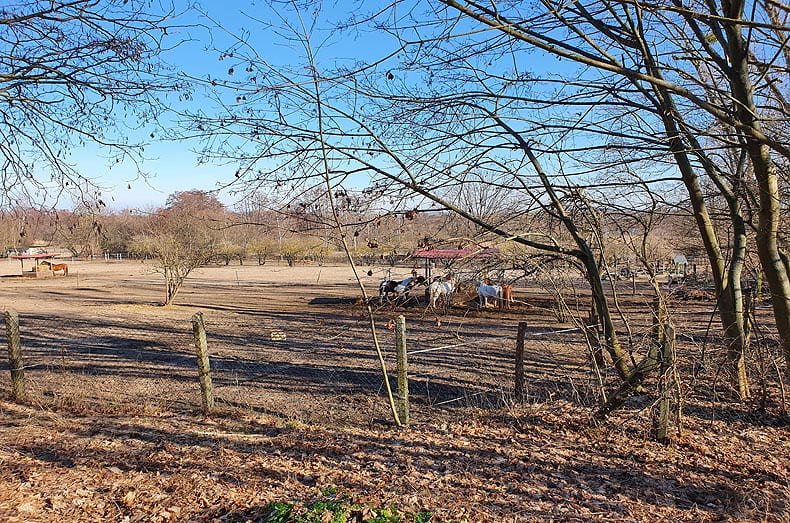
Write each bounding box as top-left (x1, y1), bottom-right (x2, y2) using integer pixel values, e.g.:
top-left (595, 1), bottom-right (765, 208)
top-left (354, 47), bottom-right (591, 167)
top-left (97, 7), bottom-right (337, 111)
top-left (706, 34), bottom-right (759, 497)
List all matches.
top-left (401, 291), bottom-right (413, 307)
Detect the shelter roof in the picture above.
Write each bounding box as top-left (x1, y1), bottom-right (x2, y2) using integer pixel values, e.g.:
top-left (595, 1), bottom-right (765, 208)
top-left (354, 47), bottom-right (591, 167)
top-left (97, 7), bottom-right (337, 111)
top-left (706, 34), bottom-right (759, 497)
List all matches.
top-left (9, 253), bottom-right (61, 260)
top-left (412, 248), bottom-right (500, 260)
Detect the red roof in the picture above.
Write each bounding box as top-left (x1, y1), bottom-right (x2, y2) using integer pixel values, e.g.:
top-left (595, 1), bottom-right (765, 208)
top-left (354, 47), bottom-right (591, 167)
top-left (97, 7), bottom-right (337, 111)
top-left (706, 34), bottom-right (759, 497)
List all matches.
top-left (412, 248), bottom-right (500, 260)
top-left (9, 253), bottom-right (61, 260)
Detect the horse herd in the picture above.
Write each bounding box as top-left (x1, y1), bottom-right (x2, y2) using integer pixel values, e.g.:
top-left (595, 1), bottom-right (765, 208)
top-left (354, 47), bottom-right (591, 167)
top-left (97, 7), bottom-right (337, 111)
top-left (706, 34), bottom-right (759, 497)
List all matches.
top-left (377, 274), bottom-right (514, 312)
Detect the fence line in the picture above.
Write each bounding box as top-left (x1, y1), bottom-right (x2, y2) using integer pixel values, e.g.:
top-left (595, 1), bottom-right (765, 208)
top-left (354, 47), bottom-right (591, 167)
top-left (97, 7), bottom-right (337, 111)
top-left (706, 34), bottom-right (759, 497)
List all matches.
top-left (0, 311), bottom-right (386, 423)
top-left (395, 320), bottom-right (610, 411)
top-left (406, 324), bottom-right (598, 356)
top-left (2, 307), bottom-right (673, 428)
top-left (407, 336), bottom-right (511, 355)
top-left (433, 389), bottom-right (492, 406)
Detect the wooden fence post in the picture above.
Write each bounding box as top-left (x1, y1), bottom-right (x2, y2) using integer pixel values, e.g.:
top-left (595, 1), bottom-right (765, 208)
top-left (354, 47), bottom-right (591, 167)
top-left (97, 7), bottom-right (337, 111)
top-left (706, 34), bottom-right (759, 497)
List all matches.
top-left (395, 315), bottom-right (409, 427)
top-left (5, 309), bottom-right (25, 401)
top-left (655, 324), bottom-right (675, 443)
top-left (515, 321), bottom-right (528, 402)
top-left (191, 312), bottom-right (214, 415)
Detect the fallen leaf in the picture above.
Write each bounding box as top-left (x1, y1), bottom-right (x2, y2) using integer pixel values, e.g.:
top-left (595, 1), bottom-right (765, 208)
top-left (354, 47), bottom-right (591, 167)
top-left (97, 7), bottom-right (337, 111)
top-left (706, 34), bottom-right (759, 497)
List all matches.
top-left (122, 491), bottom-right (136, 506)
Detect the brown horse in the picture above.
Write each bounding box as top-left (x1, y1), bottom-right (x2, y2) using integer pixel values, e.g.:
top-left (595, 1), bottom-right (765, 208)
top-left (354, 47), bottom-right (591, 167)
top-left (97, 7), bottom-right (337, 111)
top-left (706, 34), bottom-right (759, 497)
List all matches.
top-left (40, 260), bottom-right (69, 275)
top-left (484, 277), bottom-right (514, 309)
top-left (501, 284), bottom-right (513, 309)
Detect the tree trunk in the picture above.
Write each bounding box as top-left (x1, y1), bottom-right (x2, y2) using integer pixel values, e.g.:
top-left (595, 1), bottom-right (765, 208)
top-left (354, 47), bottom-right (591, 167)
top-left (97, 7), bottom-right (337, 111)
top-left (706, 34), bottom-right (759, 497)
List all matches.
top-left (584, 253), bottom-right (632, 380)
top-left (721, 213), bottom-right (751, 399)
top-left (723, 14), bottom-right (790, 374)
top-left (647, 64), bottom-right (752, 395)
top-left (518, 135), bottom-right (634, 381)
top-left (752, 144), bottom-right (790, 373)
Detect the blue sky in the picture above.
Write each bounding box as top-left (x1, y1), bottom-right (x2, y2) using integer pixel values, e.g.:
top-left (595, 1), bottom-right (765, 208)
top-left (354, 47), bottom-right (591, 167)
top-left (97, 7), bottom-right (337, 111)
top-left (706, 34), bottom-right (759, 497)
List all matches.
top-left (62, 1), bottom-right (594, 212)
top-left (64, 2), bottom-right (261, 211)
top-left (65, 1), bottom-right (394, 211)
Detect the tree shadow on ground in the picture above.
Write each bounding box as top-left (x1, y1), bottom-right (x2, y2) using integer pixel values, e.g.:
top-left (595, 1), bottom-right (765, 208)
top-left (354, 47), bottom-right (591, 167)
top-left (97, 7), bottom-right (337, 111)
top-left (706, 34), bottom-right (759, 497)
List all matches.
top-left (1, 401), bottom-right (782, 522)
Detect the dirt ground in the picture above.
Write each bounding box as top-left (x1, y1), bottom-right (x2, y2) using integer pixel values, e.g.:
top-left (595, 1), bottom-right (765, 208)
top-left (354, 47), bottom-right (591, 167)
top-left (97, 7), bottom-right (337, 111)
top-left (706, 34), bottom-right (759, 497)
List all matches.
top-left (0, 259), bottom-right (597, 422)
top-left (0, 259), bottom-right (787, 522)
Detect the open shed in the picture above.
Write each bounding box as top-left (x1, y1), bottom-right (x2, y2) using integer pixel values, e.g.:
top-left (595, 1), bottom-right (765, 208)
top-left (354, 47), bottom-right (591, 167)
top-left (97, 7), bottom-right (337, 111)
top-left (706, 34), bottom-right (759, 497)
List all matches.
top-left (9, 253), bottom-right (63, 278)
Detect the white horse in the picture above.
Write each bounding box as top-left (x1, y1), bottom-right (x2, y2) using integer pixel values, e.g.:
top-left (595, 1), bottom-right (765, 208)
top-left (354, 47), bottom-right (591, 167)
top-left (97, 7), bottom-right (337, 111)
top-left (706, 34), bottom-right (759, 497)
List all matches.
top-left (476, 281), bottom-right (503, 308)
top-left (428, 278), bottom-right (456, 312)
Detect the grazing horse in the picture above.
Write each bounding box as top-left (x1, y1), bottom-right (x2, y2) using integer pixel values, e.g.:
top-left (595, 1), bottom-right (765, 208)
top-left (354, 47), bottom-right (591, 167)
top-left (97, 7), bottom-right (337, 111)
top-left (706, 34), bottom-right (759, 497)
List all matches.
top-left (428, 277), bottom-right (456, 312)
top-left (393, 276), bottom-right (425, 295)
top-left (379, 279), bottom-right (400, 299)
top-left (40, 260), bottom-right (68, 275)
top-left (501, 284), bottom-right (514, 309)
top-left (379, 276), bottom-right (425, 302)
top-left (476, 281), bottom-right (503, 308)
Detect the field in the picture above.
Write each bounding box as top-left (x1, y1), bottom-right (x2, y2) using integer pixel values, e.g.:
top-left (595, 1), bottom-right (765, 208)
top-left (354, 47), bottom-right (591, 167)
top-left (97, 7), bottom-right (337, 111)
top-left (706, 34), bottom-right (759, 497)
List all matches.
top-left (0, 259), bottom-right (788, 522)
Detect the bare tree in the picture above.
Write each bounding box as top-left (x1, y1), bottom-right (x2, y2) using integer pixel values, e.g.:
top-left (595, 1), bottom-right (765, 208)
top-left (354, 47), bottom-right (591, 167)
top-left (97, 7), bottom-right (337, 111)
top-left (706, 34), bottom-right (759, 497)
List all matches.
top-left (249, 238), bottom-right (276, 265)
top-left (133, 191), bottom-right (224, 305)
top-left (182, 0), bottom-right (790, 420)
top-left (54, 206), bottom-right (102, 258)
top-left (0, 0), bottom-right (184, 208)
top-left (429, 0), bottom-right (790, 378)
top-left (182, 2), bottom-right (643, 386)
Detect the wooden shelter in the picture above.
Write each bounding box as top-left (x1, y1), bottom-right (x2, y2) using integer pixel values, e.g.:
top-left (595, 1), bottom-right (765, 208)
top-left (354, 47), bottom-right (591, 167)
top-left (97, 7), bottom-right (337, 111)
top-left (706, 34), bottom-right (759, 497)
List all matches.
top-left (9, 253), bottom-right (63, 278)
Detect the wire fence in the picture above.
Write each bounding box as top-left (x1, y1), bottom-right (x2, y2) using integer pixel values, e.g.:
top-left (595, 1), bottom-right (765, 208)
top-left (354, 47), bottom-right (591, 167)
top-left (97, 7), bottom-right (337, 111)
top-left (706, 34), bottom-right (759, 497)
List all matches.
top-left (1, 305), bottom-right (784, 426)
top-left (0, 308), bottom-right (604, 425)
top-left (402, 323), bottom-right (600, 409)
top-left (0, 310), bottom-right (395, 424)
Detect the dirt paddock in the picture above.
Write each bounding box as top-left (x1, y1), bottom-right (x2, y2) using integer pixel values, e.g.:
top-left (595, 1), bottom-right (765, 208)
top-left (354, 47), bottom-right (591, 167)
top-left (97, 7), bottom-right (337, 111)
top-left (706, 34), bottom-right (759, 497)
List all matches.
top-left (0, 260), bottom-right (604, 421)
top-left (0, 259), bottom-right (787, 522)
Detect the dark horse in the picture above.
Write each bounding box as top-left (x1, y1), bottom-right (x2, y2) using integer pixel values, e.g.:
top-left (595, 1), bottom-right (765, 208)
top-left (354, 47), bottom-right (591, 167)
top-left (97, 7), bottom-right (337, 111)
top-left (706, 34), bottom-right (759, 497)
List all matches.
top-left (379, 276), bottom-right (426, 303)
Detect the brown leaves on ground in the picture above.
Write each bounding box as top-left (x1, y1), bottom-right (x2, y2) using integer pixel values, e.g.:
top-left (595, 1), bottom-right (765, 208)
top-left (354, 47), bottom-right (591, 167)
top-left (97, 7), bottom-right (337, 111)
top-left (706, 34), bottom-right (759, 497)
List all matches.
top-left (0, 399), bottom-right (787, 522)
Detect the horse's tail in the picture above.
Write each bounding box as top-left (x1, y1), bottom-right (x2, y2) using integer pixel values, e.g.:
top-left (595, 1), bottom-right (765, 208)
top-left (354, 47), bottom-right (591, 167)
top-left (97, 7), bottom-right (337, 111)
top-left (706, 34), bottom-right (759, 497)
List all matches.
top-left (64, 265), bottom-right (69, 275)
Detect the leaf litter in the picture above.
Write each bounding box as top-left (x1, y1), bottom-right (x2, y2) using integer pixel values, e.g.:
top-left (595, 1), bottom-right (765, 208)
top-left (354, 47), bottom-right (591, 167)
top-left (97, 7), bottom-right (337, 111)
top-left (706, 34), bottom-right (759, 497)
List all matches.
top-left (0, 398), bottom-right (787, 522)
